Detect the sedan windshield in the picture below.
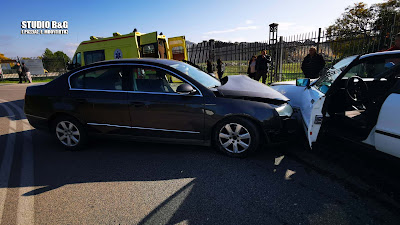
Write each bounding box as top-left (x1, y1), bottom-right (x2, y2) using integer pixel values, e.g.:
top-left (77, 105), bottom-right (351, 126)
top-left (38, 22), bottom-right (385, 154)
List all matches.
top-left (313, 55), bottom-right (358, 94)
top-left (167, 61), bottom-right (221, 88)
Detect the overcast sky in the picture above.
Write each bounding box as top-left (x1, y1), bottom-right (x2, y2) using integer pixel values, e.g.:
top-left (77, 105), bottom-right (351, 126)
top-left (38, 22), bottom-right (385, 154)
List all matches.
top-left (0, 0), bottom-right (385, 58)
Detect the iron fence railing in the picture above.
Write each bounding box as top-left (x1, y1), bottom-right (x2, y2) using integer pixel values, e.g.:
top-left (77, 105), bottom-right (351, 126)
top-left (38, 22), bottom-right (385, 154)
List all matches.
top-left (187, 25), bottom-right (400, 83)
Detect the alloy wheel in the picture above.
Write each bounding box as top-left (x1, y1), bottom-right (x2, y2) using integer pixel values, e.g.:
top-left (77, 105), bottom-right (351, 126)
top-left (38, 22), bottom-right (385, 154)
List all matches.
top-left (219, 123), bottom-right (251, 154)
top-left (56, 121), bottom-right (81, 147)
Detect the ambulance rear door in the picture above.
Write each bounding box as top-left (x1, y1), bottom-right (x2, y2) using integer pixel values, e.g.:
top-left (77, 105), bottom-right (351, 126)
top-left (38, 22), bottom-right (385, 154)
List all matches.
top-left (168, 36), bottom-right (187, 61)
top-left (140, 32), bottom-right (158, 58)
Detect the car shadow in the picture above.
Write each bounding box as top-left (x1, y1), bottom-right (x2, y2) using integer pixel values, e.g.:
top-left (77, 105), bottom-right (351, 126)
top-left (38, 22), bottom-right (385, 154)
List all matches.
top-left (1, 98), bottom-right (400, 224)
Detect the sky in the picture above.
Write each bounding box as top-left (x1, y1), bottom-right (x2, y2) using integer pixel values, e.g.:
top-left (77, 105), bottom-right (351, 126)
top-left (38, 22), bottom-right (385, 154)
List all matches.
top-left (0, 0), bottom-right (386, 58)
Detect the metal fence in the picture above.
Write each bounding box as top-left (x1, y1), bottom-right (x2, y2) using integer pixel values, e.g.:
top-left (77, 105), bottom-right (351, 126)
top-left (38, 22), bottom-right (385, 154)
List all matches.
top-left (187, 25), bottom-right (400, 83)
top-left (0, 57), bottom-right (68, 80)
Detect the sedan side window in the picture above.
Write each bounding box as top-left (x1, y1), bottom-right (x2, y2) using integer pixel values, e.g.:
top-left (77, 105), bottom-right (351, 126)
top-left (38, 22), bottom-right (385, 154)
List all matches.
top-left (130, 67), bottom-right (187, 93)
top-left (70, 66), bottom-right (125, 90)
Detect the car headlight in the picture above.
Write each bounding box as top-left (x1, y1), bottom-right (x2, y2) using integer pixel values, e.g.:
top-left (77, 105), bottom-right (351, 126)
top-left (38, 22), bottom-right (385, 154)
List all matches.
top-left (275, 103), bottom-right (293, 117)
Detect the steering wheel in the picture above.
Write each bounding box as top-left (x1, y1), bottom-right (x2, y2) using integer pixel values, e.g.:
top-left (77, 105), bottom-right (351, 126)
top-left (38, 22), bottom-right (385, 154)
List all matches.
top-left (346, 76), bottom-right (368, 102)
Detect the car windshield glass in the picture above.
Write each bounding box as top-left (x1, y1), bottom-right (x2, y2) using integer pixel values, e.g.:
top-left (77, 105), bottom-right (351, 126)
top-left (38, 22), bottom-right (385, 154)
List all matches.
top-left (313, 55), bottom-right (358, 94)
top-left (167, 61), bottom-right (221, 88)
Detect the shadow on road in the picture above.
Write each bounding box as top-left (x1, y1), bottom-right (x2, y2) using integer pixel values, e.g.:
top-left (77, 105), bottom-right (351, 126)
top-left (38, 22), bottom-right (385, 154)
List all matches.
top-left (1, 97), bottom-right (400, 224)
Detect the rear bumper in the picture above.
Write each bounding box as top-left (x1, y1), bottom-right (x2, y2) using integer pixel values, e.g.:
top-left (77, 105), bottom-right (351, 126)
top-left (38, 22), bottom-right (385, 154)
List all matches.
top-left (26, 114), bottom-right (49, 130)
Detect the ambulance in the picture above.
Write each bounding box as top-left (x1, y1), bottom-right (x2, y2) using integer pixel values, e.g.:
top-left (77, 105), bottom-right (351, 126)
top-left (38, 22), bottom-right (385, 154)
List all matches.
top-left (68, 30), bottom-right (187, 69)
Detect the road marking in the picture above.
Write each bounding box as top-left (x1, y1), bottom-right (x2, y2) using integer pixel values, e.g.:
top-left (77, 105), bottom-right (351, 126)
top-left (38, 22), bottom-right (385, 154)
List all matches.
top-left (1, 100), bottom-right (35, 225)
top-left (0, 101), bottom-right (17, 225)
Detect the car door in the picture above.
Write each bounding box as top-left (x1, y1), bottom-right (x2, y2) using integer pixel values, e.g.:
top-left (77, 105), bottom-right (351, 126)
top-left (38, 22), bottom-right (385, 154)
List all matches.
top-left (68, 65), bottom-right (131, 135)
top-left (126, 65), bottom-right (204, 141)
top-left (298, 85), bottom-right (325, 147)
top-left (374, 93), bottom-right (400, 158)
top-left (140, 32), bottom-right (159, 58)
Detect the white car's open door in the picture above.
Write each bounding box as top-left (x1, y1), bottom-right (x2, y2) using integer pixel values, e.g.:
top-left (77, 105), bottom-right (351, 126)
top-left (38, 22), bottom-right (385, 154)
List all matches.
top-left (298, 85), bottom-right (326, 148)
top-left (306, 96), bottom-right (326, 147)
top-left (374, 93), bottom-right (400, 158)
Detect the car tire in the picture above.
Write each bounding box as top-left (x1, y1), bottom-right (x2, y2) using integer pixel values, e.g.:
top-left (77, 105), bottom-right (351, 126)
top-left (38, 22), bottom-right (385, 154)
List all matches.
top-left (52, 116), bottom-right (88, 151)
top-left (213, 117), bottom-right (260, 157)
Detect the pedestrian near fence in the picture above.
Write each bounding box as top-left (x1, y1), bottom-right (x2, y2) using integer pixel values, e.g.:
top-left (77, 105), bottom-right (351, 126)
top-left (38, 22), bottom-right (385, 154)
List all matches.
top-left (301, 46), bottom-right (325, 79)
top-left (206, 60), bottom-right (213, 73)
top-left (255, 50), bottom-right (271, 84)
top-left (217, 58), bottom-right (224, 79)
top-left (247, 55), bottom-right (257, 79)
top-left (16, 62), bottom-right (26, 83)
top-left (385, 32), bottom-right (400, 51)
top-left (21, 62), bottom-right (32, 83)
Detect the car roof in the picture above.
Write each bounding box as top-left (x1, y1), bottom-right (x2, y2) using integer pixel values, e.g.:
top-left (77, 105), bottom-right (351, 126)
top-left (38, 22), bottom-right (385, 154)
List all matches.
top-left (67, 58), bottom-right (185, 74)
top-left (90, 58), bottom-right (182, 66)
top-left (360, 50), bottom-right (400, 60)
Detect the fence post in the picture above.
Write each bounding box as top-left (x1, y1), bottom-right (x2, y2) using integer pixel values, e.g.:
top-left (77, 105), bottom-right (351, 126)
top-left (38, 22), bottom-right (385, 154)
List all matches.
top-left (278, 36), bottom-right (284, 82)
top-left (209, 39), bottom-right (215, 62)
top-left (317, 28), bottom-right (322, 53)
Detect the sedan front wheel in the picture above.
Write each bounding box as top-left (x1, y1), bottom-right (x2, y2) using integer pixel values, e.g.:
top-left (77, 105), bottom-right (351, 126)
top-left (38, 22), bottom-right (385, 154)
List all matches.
top-left (214, 117), bottom-right (260, 157)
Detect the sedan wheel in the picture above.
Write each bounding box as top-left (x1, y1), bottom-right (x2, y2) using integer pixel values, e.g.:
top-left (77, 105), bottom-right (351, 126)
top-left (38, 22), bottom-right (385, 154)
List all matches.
top-left (219, 123), bottom-right (251, 154)
top-left (56, 121), bottom-right (80, 147)
top-left (52, 116), bottom-right (87, 151)
top-left (214, 117), bottom-right (260, 157)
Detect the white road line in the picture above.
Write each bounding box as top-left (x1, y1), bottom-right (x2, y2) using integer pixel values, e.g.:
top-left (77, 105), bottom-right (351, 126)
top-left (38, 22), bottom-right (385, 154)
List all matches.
top-left (1, 100), bottom-right (35, 225)
top-left (0, 101), bottom-right (17, 225)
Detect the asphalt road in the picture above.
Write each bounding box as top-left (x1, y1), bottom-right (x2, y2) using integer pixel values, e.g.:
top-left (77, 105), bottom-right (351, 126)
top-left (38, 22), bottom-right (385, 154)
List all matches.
top-left (1, 83), bottom-right (400, 225)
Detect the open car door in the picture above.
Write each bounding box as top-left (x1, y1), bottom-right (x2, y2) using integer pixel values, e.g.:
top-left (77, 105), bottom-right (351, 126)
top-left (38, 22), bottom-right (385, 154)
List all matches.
top-left (374, 93), bottom-right (400, 158)
top-left (168, 36), bottom-right (188, 61)
top-left (306, 95), bottom-right (326, 147)
top-left (297, 83), bottom-right (326, 148)
top-left (140, 32), bottom-right (158, 58)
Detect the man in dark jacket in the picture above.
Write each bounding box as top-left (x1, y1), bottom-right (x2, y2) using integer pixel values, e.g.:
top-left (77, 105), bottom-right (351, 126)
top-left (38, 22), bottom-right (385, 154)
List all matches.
top-left (301, 47), bottom-right (325, 79)
top-left (255, 50), bottom-right (271, 84)
top-left (21, 62), bottom-right (29, 83)
top-left (385, 33), bottom-right (400, 51)
top-left (16, 62), bottom-right (26, 83)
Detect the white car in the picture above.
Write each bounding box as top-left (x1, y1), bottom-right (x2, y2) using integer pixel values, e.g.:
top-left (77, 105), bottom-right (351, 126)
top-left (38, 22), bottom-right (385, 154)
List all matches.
top-left (271, 50), bottom-right (400, 158)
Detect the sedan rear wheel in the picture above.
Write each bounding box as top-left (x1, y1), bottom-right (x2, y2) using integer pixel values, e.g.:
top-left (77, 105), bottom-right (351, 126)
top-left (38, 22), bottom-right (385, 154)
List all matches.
top-left (52, 116), bottom-right (87, 151)
top-left (214, 117), bottom-right (260, 157)
top-left (56, 121), bottom-right (80, 147)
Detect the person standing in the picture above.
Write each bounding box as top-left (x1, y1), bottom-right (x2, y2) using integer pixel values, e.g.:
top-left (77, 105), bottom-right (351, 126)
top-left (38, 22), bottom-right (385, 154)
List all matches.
top-left (385, 33), bottom-right (400, 51)
top-left (247, 55), bottom-right (257, 79)
top-left (206, 60), bottom-right (213, 73)
top-left (301, 46), bottom-right (325, 79)
top-left (216, 58), bottom-right (224, 79)
top-left (16, 62), bottom-right (26, 83)
top-left (255, 50), bottom-right (271, 84)
top-left (21, 62), bottom-right (31, 83)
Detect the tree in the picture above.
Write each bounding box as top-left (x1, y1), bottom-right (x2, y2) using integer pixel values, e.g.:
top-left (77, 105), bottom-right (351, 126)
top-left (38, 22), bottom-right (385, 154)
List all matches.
top-left (327, 3), bottom-right (374, 37)
top-left (326, 2), bottom-right (375, 57)
top-left (326, 1), bottom-right (400, 56)
top-left (372, 0), bottom-right (400, 49)
top-left (42, 48), bottom-right (71, 72)
top-left (0, 53), bottom-right (11, 61)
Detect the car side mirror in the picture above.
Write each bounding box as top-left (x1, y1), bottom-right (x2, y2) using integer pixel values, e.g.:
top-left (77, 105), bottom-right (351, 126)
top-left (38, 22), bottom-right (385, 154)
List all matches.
top-left (176, 83), bottom-right (195, 95)
top-left (296, 78), bottom-right (310, 88)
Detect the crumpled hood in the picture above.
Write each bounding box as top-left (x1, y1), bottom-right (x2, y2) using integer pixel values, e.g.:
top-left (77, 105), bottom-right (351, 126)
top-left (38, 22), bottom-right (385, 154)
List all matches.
top-left (215, 75), bottom-right (290, 103)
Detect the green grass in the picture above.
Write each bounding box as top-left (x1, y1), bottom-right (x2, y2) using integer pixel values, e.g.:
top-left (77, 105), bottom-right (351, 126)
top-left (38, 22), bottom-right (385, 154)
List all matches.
top-left (0, 78), bottom-right (55, 83)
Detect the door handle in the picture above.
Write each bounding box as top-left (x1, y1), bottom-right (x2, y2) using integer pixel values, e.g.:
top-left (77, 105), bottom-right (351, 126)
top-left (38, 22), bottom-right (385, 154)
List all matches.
top-left (130, 102), bottom-right (146, 107)
top-left (76, 98), bottom-right (87, 104)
